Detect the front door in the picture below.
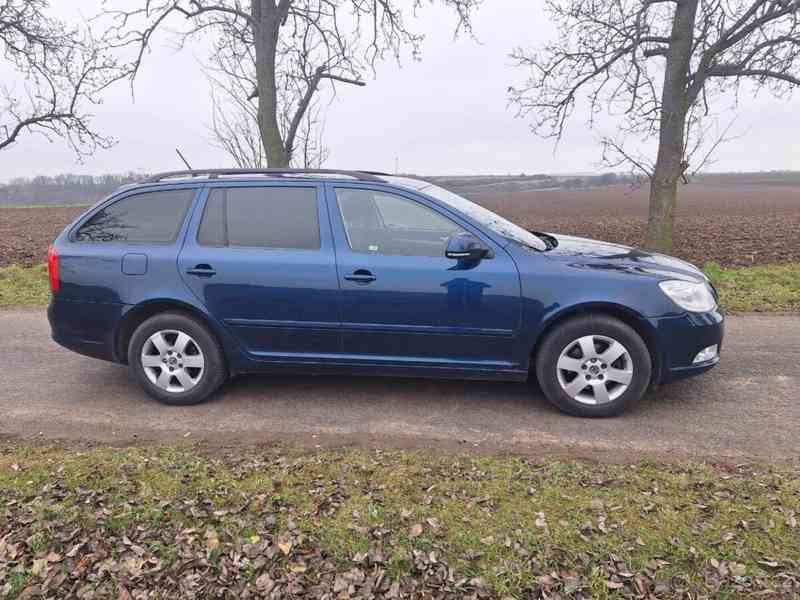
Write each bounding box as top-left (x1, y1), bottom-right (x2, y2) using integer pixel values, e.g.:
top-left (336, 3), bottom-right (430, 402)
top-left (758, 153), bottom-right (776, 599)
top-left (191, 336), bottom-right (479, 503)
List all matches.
top-left (179, 182), bottom-right (340, 358)
top-left (327, 184), bottom-right (522, 369)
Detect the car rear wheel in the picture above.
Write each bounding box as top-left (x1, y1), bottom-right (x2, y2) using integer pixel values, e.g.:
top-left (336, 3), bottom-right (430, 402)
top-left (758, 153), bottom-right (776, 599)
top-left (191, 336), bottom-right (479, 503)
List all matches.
top-left (535, 315), bottom-right (652, 417)
top-left (128, 312), bottom-right (226, 406)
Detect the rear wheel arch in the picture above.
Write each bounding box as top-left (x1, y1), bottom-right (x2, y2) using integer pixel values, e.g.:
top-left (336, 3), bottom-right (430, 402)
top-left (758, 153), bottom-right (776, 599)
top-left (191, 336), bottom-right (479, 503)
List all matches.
top-left (530, 303), bottom-right (662, 385)
top-left (115, 300), bottom-right (228, 368)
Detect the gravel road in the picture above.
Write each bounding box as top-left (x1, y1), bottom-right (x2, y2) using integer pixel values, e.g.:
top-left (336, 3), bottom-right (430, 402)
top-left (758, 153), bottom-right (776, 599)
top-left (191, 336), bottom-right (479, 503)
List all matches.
top-left (1, 310), bottom-right (797, 462)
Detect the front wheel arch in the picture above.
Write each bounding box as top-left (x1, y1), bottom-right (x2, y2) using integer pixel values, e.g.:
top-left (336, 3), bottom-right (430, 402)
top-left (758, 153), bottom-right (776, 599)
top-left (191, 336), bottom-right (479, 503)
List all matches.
top-left (530, 303), bottom-right (662, 386)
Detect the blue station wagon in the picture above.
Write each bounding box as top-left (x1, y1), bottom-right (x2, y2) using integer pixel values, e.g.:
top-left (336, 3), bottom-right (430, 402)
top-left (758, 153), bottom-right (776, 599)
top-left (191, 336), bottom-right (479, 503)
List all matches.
top-left (48, 169), bottom-right (724, 417)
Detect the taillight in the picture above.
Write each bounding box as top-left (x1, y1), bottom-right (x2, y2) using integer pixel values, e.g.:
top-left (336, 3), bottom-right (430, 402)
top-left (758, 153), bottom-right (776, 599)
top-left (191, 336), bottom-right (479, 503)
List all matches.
top-left (47, 245), bottom-right (60, 294)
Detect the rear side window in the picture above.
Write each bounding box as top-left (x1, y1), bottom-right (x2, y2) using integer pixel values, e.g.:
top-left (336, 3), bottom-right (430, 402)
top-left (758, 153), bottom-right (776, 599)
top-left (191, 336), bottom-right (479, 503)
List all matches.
top-left (74, 189), bottom-right (195, 243)
top-left (198, 187), bottom-right (320, 250)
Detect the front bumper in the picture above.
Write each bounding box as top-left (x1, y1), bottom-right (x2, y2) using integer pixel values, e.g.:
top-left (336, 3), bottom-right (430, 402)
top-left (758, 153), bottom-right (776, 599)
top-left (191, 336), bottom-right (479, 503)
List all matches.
top-left (650, 309), bottom-right (724, 384)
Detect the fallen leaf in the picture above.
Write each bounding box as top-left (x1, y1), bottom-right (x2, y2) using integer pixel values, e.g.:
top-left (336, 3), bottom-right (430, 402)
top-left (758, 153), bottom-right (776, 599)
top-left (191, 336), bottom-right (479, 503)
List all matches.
top-left (116, 587), bottom-right (132, 600)
top-left (757, 559), bottom-right (779, 568)
top-left (205, 529), bottom-right (220, 551)
top-left (255, 574), bottom-right (275, 592)
top-left (729, 562), bottom-right (747, 577)
top-left (278, 538), bottom-right (293, 555)
top-left (31, 558), bottom-right (47, 577)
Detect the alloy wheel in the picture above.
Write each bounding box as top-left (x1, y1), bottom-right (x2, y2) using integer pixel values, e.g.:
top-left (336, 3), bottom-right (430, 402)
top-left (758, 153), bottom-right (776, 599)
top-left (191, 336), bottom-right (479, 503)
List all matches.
top-left (556, 335), bottom-right (633, 405)
top-left (140, 329), bottom-right (205, 393)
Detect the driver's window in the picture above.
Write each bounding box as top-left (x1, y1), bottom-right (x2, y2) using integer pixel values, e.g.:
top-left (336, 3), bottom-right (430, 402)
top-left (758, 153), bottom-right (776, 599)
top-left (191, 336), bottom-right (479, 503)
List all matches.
top-left (336, 188), bottom-right (464, 257)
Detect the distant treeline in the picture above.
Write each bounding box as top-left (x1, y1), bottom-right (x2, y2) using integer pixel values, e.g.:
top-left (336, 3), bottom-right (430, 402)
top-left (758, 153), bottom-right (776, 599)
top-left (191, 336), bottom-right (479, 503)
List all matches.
top-left (2, 171), bottom-right (633, 205)
top-left (0, 173), bottom-right (144, 206)
top-left (2, 170), bottom-right (799, 206)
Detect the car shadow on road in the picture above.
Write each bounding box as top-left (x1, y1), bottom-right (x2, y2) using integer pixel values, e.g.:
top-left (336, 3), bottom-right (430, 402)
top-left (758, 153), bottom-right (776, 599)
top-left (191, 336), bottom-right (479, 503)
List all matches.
top-left (213, 371), bottom-right (689, 418)
top-left (80, 361), bottom-right (708, 420)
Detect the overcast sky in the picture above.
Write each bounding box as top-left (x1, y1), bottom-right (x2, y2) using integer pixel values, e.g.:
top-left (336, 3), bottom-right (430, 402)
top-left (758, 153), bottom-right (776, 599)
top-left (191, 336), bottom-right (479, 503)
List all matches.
top-left (1, 0), bottom-right (798, 182)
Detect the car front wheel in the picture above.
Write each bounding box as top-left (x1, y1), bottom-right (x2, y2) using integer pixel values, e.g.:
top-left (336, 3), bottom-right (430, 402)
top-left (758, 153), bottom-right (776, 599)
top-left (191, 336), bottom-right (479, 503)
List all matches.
top-left (535, 315), bottom-right (652, 417)
top-left (128, 311), bottom-right (227, 406)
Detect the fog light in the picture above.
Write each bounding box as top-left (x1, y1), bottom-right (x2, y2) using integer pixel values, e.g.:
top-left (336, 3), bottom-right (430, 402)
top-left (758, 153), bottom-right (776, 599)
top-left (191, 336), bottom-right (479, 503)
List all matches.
top-left (693, 344), bottom-right (718, 364)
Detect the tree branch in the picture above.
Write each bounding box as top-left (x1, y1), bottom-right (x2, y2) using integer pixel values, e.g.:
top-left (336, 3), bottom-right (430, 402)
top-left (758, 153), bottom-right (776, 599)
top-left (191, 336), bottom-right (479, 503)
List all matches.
top-left (512, 0), bottom-right (800, 168)
top-left (319, 73), bottom-right (366, 86)
top-left (0, 111), bottom-right (71, 151)
top-left (707, 66), bottom-right (800, 85)
top-left (601, 137), bottom-right (654, 178)
top-left (0, 1), bottom-right (122, 156)
top-left (283, 67), bottom-right (365, 157)
top-left (178, 0), bottom-right (255, 25)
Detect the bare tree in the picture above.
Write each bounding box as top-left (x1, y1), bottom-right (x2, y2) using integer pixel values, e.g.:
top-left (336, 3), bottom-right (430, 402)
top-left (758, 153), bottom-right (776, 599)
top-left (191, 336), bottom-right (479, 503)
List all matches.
top-left (103, 0), bottom-right (480, 168)
top-left (207, 69), bottom-right (266, 168)
top-left (510, 0), bottom-right (800, 252)
top-left (205, 38), bottom-right (329, 168)
top-left (0, 0), bottom-right (123, 157)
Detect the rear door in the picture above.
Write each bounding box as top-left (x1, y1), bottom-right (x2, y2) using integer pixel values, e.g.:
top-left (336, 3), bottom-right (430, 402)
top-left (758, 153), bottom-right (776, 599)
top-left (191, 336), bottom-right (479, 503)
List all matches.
top-left (178, 182), bottom-right (341, 359)
top-left (327, 183), bottom-right (523, 369)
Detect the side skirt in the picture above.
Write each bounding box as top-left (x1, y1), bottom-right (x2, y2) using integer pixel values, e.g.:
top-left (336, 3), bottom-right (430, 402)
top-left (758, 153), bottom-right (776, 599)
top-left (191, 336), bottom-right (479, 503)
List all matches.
top-left (233, 358), bottom-right (529, 382)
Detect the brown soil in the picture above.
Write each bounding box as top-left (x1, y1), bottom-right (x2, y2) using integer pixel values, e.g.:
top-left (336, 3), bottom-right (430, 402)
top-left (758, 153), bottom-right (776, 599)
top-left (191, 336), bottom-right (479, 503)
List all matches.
top-left (1, 182), bottom-right (798, 268)
top-left (1, 206), bottom-right (85, 268)
top-left (470, 182), bottom-right (800, 267)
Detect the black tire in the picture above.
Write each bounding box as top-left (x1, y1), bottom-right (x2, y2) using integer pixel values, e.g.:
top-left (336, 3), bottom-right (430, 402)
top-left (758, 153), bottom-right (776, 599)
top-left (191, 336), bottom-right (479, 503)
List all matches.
top-left (534, 315), bottom-right (652, 417)
top-left (128, 311), bottom-right (227, 406)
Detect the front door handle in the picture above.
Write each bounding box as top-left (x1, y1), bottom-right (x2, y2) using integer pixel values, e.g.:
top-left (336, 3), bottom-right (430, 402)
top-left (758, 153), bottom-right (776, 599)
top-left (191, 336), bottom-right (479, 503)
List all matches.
top-left (344, 269), bottom-right (376, 284)
top-left (186, 264), bottom-right (216, 278)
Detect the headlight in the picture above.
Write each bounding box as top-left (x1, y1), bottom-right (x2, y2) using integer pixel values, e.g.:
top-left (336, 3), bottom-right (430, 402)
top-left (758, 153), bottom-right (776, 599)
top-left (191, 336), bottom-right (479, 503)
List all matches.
top-left (658, 280), bottom-right (717, 313)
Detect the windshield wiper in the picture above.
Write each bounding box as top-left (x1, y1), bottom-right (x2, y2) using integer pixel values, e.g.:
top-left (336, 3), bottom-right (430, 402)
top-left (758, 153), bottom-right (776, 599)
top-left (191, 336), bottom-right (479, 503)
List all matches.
top-left (529, 230), bottom-right (558, 250)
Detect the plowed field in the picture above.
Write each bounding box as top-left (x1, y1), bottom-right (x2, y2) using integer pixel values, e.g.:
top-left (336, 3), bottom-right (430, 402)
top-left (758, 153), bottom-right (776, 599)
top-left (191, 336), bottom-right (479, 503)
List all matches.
top-left (2, 183), bottom-right (798, 268)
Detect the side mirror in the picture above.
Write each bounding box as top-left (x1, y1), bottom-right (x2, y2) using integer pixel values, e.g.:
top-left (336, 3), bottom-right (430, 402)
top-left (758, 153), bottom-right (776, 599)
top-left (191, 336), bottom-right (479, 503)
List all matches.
top-left (445, 233), bottom-right (493, 262)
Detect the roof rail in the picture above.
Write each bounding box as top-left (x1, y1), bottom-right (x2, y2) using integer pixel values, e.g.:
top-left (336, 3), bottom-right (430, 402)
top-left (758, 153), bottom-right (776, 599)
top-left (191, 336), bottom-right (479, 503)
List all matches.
top-left (144, 168), bottom-right (391, 183)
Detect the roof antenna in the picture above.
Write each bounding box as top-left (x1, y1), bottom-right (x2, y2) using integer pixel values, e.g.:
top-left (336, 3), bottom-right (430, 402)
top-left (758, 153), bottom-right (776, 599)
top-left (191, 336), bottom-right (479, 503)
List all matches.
top-left (175, 148), bottom-right (193, 170)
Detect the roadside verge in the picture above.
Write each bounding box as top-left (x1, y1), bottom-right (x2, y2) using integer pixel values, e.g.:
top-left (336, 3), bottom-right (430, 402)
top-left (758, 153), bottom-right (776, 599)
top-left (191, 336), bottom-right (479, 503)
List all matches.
top-left (1, 444), bottom-right (798, 598)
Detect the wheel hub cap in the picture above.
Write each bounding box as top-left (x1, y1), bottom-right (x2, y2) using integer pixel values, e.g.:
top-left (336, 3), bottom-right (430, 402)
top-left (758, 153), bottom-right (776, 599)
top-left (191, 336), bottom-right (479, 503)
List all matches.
top-left (556, 335), bottom-right (633, 405)
top-left (141, 329), bottom-right (205, 394)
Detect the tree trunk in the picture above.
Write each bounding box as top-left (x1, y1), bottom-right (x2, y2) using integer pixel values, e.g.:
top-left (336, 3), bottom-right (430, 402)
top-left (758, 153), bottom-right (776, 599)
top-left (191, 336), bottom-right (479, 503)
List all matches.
top-left (252, 0), bottom-right (290, 167)
top-left (645, 0), bottom-right (699, 253)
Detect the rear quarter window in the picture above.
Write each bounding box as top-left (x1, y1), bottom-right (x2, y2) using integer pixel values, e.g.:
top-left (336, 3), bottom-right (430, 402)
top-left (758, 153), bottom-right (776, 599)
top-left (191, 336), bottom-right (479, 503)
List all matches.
top-left (73, 189), bottom-right (195, 244)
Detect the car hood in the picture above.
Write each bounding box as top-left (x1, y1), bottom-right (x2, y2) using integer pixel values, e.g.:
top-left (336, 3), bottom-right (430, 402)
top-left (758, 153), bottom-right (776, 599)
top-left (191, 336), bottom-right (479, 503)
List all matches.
top-left (538, 233), bottom-right (707, 282)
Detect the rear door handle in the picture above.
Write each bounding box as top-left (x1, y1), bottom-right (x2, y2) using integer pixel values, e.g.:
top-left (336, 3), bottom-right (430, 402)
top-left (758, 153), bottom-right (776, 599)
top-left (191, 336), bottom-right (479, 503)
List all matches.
top-left (186, 264), bottom-right (216, 278)
top-left (344, 269), bottom-right (376, 284)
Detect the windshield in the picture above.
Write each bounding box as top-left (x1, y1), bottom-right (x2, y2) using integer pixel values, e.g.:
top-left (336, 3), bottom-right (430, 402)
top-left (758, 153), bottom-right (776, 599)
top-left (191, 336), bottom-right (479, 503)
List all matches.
top-left (382, 176), bottom-right (548, 251)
